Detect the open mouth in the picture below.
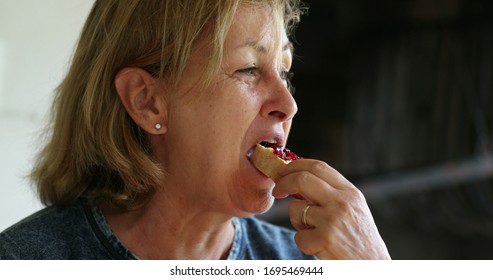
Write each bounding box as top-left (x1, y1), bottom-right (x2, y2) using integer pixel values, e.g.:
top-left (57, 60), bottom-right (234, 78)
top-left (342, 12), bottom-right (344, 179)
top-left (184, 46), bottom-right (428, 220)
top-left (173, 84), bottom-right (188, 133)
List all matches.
top-left (247, 138), bottom-right (303, 199)
top-left (258, 138), bottom-right (279, 149)
top-left (247, 138), bottom-right (300, 161)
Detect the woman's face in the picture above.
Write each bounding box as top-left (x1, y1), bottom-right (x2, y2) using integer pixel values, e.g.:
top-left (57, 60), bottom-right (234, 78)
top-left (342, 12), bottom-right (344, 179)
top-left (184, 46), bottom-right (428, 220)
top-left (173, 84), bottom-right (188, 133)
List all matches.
top-left (159, 5), bottom-right (297, 216)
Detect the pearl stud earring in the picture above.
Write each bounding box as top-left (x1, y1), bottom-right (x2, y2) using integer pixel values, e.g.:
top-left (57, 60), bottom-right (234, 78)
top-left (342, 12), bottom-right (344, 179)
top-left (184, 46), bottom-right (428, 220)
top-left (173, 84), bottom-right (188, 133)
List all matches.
top-left (154, 123), bottom-right (162, 130)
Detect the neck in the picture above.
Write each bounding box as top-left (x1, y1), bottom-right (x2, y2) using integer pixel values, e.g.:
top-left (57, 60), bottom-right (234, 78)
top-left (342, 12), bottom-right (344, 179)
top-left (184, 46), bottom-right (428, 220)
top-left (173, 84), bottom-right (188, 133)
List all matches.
top-left (101, 192), bottom-right (235, 260)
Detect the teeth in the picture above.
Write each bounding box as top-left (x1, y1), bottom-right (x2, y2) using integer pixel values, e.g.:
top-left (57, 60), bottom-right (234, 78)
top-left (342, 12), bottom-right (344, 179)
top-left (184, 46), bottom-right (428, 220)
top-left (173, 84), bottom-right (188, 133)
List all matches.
top-left (263, 138), bottom-right (277, 144)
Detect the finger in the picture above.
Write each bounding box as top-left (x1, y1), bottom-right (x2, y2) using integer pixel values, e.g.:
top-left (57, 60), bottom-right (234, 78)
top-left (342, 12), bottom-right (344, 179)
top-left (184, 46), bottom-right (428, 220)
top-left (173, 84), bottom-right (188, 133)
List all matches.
top-left (288, 199), bottom-right (310, 230)
top-left (276, 170), bottom-right (336, 206)
top-left (294, 228), bottom-right (326, 257)
top-left (288, 200), bottom-right (323, 230)
top-left (281, 159), bottom-right (352, 190)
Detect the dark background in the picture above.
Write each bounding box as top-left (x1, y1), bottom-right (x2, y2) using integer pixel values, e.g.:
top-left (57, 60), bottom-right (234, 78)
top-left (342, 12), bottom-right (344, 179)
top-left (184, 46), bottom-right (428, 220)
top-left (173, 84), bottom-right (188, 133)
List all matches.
top-left (261, 0), bottom-right (493, 259)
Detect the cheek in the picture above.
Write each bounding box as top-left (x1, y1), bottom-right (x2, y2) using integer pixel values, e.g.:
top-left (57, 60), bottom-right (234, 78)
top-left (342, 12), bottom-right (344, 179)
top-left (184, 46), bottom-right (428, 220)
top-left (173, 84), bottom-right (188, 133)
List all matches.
top-left (186, 80), bottom-right (261, 147)
top-left (215, 86), bottom-right (260, 126)
top-left (197, 91), bottom-right (259, 150)
top-left (283, 121), bottom-right (293, 138)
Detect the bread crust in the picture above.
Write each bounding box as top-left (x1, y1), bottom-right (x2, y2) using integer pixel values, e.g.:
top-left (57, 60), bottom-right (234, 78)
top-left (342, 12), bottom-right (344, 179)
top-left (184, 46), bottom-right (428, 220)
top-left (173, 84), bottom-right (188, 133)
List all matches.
top-left (250, 144), bottom-right (290, 182)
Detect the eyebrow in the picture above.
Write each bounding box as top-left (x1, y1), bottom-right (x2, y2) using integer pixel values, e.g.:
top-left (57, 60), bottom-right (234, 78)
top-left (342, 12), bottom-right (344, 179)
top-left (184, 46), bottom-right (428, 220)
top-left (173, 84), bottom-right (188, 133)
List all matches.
top-left (246, 41), bottom-right (294, 54)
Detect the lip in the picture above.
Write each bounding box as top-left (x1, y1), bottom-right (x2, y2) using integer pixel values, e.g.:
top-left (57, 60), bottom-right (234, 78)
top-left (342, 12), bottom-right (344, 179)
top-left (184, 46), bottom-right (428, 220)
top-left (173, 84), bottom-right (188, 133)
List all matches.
top-left (247, 131), bottom-right (285, 157)
top-left (242, 127), bottom-right (286, 184)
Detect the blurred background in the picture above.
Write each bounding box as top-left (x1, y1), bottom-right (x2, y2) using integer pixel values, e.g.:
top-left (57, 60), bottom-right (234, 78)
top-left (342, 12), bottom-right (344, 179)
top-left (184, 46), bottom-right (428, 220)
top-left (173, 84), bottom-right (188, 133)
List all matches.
top-left (264, 0), bottom-right (493, 259)
top-left (0, 1), bottom-right (93, 233)
top-left (1, 0), bottom-right (493, 259)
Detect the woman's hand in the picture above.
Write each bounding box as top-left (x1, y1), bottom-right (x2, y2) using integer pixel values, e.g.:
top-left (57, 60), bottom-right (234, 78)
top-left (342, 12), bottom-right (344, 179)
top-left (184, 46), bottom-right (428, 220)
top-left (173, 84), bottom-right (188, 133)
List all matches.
top-left (273, 159), bottom-right (391, 260)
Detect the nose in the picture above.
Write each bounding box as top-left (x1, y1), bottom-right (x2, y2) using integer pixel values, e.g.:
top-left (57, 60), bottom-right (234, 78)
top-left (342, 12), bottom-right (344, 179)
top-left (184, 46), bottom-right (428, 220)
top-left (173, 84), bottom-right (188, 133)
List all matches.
top-left (260, 76), bottom-right (298, 122)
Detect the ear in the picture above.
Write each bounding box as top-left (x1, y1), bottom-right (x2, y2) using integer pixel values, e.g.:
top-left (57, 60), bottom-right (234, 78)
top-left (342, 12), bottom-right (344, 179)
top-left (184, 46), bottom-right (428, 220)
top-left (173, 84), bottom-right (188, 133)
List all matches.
top-left (115, 67), bottom-right (167, 135)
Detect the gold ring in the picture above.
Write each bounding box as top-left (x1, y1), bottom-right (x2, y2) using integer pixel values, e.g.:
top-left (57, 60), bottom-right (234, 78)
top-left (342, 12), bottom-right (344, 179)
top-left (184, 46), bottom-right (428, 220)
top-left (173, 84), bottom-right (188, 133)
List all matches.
top-left (301, 204), bottom-right (311, 227)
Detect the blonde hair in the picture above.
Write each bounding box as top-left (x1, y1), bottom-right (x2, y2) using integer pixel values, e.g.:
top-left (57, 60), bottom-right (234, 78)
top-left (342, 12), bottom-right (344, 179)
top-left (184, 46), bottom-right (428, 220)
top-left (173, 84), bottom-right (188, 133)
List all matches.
top-left (31, 0), bottom-right (304, 210)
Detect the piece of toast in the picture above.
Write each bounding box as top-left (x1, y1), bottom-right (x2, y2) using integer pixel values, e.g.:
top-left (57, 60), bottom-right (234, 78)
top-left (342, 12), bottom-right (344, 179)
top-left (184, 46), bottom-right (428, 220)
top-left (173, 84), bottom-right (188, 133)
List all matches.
top-left (250, 144), bottom-right (293, 182)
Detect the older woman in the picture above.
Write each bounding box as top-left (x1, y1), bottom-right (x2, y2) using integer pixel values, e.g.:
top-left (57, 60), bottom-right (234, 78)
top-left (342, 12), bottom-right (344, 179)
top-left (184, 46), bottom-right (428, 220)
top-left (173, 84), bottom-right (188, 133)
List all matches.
top-left (0, 0), bottom-right (390, 259)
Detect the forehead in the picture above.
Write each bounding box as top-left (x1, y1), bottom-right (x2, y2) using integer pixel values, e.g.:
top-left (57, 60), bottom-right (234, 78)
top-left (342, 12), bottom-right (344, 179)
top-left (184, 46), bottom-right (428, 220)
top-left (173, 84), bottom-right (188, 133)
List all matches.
top-left (225, 5), bottom-right (290, 55)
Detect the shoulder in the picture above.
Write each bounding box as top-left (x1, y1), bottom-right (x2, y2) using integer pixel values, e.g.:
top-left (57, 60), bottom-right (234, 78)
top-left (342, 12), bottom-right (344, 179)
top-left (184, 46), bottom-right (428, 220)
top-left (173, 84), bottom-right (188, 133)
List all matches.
top-left (235, 216), bottom-right (316, 260)
top-left (0, 203), bottom-right (104, 259)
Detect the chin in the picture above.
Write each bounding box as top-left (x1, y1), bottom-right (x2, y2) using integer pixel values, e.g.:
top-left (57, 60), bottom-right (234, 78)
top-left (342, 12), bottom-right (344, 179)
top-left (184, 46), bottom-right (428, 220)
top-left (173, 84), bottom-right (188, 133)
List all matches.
top-left (235, 190), bottom-right (275, 217)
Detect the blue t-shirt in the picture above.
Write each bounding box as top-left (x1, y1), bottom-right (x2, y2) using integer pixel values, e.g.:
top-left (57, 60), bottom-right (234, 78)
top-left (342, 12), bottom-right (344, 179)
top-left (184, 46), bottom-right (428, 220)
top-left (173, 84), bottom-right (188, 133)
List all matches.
top-left (0, 201), bottom-right (315, 260)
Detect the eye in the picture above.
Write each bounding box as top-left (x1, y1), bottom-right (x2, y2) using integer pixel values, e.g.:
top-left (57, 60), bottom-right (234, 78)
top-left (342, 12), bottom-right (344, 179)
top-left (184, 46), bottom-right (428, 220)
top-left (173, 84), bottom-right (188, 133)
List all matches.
top-left (237, 66), bottom-right (259, 77)
top-left (280, 70), bottom-right (294, 82)
top-left (235, 66), bottom-right (261, 84)
top-left (280, 70), bottom-right (296, 95)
